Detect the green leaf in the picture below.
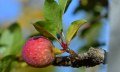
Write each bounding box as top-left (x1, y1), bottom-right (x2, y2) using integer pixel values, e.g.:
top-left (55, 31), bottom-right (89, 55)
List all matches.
top-left (44, 0), bottom-right (62, 33)
top-left (0, 30), bottom-right (13, 57)
top-left (53, 47), bottom-right (63, 55)
top-left (8, 23), bottom-right (24, 55)
top-left (33, 21), bottom-right (59, 41)
top-left (0, 23), bottom-right (24, 57)
top-left (0, 55), bottom-right (16, 72)
top-left (0, 30), bottom-right (13, 48)
top-left (58, 0), bottom-right (71, 13)
top-left (66, 19), bottom-right (87, 44)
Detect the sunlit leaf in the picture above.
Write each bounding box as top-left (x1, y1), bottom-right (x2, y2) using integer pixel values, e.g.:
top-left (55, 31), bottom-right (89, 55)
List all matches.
top-left (58, 0), bottom-right (71, 13)
top-left (66, 19), bottom-right (87, 44)
top-left (44, 0), bottom-right (62, 33)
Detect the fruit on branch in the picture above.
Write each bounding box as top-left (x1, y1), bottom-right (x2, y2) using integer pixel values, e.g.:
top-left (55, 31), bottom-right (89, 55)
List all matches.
top-left (22, 36), bottom-right (55, 68)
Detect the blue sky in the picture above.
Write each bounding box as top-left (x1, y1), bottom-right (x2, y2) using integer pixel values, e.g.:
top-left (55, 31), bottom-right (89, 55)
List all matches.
top-left (0, 0), bottom-right (22, 24)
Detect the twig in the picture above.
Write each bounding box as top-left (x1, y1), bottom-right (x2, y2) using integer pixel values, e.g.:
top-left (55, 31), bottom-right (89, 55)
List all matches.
top-left (52, 47), bottom-right (106, 68)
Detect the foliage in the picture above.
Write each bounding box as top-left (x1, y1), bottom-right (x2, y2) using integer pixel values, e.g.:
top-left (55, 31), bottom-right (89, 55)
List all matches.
top-left (58, 0), bottom-right (71, 13)
top-left (66, 20), bottom-right (87, 45)
top-left (34, 0), bottom-right (62, 40)
top-left (73, 0), bottom-right (108, 52)
top-left (79, 22), bottom-right (103, 52)
top-left (0, 23), bottom-right (24, 57)
top-left (0, 55), bottom-right (16, 72)
top-left (0, 23), bottom-right (24, 72)
top-left (33, 0), bottom-right (86, 48)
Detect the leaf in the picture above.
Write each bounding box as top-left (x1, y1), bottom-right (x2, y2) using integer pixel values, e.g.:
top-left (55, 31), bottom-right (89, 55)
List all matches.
top-left (0, 30), bottom-right (13, 57)
top-left (0, 23), bottom-right (24, 57)
top-left (0, 55), bottom-right (16, 72)
top-left (8, 23), bottom-right (24, 55)
top-left (44, 0), bottom-right (62, 33)
top-left (33, 21), bottom-right (59, 41)
top-left (0, 30), bottom-right (13, 48)
top-left (58, 0), bottom-right (71, 13)
top-left (53, 47), bottom-right (63, 55)
top-left (66, 19), bottom-right (87, 44)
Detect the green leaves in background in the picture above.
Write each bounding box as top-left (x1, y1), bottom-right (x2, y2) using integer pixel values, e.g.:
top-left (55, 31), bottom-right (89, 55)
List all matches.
top-left (79, 23), bottom-right (102, 52)
top-left (0, 55), bottom-right (16, 72)
top-left (0, 23), bottom-right (25, 72)
top-left (58, 0), bottom-right (71, 14)
top-left (66, 20), bottom-right (87, 44)
top-left (0, 29), bottom-right (14, 57)
top-left (0, 23), bottom-right (24, 58)
top-left (82, 23), bottom-right (102, 43)
top-left (8, 23), bottom-right (24, 55)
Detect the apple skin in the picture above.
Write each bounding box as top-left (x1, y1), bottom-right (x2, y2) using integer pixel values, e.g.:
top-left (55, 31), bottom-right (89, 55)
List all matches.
top-left (22, 36), bottom-right (55, 68)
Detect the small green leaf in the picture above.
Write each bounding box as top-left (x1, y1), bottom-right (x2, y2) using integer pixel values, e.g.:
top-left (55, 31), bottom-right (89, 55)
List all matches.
top-left (58, 0), bottom-right (71, 13)
top-left (33, 21), bottom-right (59, 41)
top-left (66, 19), bottom-right (87, 44)
top-left (44, 0), bottom-right (62, 33)
top-left (0, 55), bottom-right (16, 72)
top-left (53, 47), bottom-right (63, 55)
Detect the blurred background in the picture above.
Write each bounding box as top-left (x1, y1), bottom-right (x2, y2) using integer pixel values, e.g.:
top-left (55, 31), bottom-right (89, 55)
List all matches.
top-left (0, 0), bottom-right (110, 72)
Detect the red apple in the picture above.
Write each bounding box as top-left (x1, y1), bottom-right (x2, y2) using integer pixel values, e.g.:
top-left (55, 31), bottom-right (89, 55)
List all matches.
top-left (22, 36), bottom-right (54, 68)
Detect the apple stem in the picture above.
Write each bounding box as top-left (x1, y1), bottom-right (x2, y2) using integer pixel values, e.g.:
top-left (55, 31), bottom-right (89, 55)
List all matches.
top-left (56, 32), bottom-right (77, 56)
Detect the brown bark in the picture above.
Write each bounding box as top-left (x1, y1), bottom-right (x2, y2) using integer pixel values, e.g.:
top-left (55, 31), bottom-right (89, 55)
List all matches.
top-left (52, 47), bottom-right (106, 68)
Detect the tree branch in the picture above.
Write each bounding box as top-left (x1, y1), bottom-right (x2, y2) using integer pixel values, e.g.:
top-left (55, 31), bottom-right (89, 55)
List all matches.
top-left (52, 47), bottom-right (106, 68)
